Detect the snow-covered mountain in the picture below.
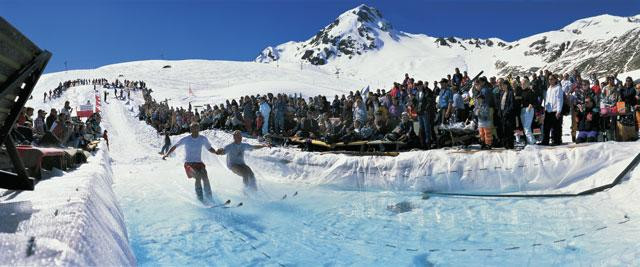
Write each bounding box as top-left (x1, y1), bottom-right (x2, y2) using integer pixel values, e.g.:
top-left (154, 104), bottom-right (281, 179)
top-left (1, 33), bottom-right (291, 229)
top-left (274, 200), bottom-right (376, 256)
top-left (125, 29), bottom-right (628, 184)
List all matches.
top-left (256, 5), bottom-right (640, 82)
top-left (256, 4), bottom-right (399, 65)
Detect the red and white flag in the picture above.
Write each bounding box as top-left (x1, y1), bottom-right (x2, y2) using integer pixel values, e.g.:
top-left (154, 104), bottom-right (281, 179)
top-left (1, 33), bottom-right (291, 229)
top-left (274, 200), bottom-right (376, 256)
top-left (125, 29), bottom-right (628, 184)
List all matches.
top-left (188, 84), bottom-right (195, 97)
top-left (95, 93), bottom-right (101, 113)
top-left (77, 103), bottom-right (94, 117)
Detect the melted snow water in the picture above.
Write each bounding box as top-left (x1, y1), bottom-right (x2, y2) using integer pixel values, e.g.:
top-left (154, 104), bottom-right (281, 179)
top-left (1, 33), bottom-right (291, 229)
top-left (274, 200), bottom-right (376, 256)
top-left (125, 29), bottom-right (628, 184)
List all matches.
top-left (103, 98), bottom-right (640, 266)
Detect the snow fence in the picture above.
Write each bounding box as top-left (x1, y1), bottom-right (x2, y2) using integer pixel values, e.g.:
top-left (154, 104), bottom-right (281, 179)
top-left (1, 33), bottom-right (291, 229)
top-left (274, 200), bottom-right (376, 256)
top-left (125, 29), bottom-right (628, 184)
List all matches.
top-left (203, 130), bottom-right (640, 194)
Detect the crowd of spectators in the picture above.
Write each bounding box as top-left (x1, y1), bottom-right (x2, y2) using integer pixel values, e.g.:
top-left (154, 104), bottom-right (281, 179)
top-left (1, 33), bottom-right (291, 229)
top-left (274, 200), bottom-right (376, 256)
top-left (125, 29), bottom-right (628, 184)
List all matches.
top-left (14, 79), bottom-right (110, 149)
top-left (136, 68), bottom-right (640, 150)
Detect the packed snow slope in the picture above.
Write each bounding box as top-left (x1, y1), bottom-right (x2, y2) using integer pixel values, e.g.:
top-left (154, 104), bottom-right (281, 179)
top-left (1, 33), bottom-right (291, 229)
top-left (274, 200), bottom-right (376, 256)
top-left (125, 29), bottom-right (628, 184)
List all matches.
top-left (33, 60), bottom-right (364, 110)
top-left (257, 5), bottom-right (640, 85)
top-left (20, 60), bottom-right (640, 265)
top-left (0, 83), bottom-right (135, 266)
top-left (0, 146), bottom-right (136, 266)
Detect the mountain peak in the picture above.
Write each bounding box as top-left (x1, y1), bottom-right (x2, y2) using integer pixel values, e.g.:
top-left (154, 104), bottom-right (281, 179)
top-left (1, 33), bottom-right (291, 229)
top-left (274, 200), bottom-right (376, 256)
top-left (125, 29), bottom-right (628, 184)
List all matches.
top-left (339, 4), bottom-right (392, 31)
top-left (256, 4), bottom-right (397, 65)
top-left (561, 13), bottom-right (640, 34)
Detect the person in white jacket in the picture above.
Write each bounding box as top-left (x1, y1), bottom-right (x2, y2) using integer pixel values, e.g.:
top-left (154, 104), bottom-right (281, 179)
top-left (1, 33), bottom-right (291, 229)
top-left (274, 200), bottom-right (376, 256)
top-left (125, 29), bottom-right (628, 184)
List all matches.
top-left (258, 97), bottom-right (271, 136)
top-left (542, 74), bottom-right (564, 146)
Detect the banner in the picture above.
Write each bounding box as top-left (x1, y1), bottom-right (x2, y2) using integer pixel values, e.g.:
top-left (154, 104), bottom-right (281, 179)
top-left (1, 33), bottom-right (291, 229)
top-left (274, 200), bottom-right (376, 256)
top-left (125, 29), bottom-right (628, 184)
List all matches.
top-left (78, 103), bottom-right (94, 117)
top-left (95, 94), bottom-right (101, 113)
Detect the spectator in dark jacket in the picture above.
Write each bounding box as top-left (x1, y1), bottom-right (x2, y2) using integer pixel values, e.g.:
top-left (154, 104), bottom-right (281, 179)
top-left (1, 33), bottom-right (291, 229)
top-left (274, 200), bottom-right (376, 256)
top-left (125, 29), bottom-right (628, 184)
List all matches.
top-left (45, 108), bottom-right (58, 131)
top-left (498, 80), bottom-right (517, 148)
top-left (576, 96), bottom-right (600, 143)
top-left (621, 77), bottom-right (637, 109)
top-left (385, 112), bottom-right (415, 142)
top-left (520, 79), bottom-right (538, 145)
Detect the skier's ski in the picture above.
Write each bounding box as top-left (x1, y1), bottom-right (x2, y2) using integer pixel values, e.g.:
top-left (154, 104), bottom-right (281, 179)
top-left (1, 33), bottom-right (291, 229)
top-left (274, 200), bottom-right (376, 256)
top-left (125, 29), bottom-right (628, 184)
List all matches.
top-left (207, 199), bottom-right (231, 208)
top-left (223, 202), bottom-right (243, 209)
top-left (281, 191), bottom-right (299, 200)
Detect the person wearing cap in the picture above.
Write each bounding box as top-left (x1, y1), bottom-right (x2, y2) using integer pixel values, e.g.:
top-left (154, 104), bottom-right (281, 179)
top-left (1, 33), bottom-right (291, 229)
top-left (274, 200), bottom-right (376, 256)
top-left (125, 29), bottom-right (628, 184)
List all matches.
top-left (163, 122), bottom-right (219, 203)
top-left (215, 130), bottom-right (270, 192)
top-left (475, 94), bottom-right (493, 149)
top-left (34, 109), bottom-right (47, 138)
top-left (436, 78), bottom-right (453, 125)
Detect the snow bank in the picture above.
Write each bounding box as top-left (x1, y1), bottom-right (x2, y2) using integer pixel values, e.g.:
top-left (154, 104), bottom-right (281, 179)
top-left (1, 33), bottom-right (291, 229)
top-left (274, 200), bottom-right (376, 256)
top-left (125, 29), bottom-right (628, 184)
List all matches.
top-left (0, 145), bottom-right (135, 266)
top-left (202, 130), bottom-right (640, 194)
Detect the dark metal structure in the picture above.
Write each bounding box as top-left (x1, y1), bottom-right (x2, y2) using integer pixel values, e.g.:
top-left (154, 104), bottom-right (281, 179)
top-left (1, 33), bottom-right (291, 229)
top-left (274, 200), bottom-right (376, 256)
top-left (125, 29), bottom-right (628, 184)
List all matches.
top-left (0, 17), bottom-right (52, 190)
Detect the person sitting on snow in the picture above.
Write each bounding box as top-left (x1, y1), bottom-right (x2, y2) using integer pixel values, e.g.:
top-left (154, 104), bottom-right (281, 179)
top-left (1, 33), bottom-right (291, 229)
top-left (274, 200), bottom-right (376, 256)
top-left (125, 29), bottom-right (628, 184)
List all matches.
top-left (384, 112), bottom-right (415, 142)
top-left (575, 96), bottom-right (600, 143)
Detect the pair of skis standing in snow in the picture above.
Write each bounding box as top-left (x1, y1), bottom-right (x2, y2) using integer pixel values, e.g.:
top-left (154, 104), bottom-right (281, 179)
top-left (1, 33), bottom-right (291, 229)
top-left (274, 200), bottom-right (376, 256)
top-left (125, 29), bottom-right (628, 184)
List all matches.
top-left (162, 123), bottom-right (269, 204)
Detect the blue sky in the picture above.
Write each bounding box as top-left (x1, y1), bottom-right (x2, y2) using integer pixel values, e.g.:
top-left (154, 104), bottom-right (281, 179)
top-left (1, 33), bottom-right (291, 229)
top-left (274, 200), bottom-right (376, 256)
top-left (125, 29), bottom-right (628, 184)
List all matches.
top-left (2, 0), bottom-right (639, 73)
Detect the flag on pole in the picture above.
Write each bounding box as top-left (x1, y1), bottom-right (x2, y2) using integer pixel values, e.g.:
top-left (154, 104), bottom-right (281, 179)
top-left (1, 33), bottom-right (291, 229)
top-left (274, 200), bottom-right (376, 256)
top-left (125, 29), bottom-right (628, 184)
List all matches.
top-left (188, 84), bottom-right (195, 97)
top-left (95, 93), bottom-right (101, 113)
top-left (361, 85), bottom-right (370, 100)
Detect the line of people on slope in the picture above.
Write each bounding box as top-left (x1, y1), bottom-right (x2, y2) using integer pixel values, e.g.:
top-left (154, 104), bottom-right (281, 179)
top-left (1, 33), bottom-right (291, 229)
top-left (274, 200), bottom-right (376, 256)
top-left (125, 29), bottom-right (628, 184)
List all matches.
top-left (101, 79), bottom-right (146, 102)
top-left (43, 78), bottom-right (110, 102)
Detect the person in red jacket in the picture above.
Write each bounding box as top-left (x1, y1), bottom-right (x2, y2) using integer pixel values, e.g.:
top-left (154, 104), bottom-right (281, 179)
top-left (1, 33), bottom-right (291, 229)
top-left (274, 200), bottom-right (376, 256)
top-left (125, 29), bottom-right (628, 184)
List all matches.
top-left (389, 83), bottom-right (400, 98)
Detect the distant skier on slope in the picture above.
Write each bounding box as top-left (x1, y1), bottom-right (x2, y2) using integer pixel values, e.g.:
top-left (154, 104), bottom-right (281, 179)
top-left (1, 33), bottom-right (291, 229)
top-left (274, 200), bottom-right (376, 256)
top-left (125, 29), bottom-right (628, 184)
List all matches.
top-left (159, 130), bottom-right (171, 155)
top-left (102, 130), bottom-right (109, 150)
top-left (163, 122), bottom-right (218, 203)
top-left (215, 130), bottom-right (270, 192)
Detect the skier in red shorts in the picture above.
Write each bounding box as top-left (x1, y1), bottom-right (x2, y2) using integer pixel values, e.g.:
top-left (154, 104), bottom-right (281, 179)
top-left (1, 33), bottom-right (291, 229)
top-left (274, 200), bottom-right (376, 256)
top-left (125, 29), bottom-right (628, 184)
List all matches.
top-left (163, 122), bottom-right (219, 203)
